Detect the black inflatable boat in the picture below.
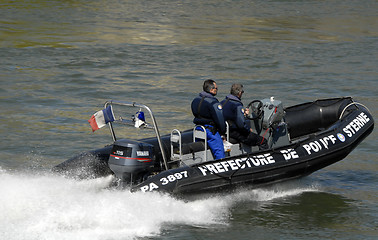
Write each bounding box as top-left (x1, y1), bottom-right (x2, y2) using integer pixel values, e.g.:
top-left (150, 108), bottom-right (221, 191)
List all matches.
top-left (53, 97), bottom-right (374, 194)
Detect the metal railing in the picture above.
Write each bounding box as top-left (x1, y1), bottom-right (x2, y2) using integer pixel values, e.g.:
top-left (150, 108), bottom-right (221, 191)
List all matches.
top-left (104, 100), bottom-right (169, 171)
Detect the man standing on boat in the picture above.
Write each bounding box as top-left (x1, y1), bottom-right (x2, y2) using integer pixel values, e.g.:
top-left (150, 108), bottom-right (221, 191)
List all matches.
top-left (221, 83), bottom-right (268, 149)
top-left (191, 79), bottom-right (226, 160)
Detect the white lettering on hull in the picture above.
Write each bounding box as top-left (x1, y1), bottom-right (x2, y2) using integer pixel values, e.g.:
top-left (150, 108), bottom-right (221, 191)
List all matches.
top-left (198, 153), bottom-right (276, 176)
top-left (343, 112), bottom-right (370, 137)
top-left (303, 112), bottom-right (370, 155)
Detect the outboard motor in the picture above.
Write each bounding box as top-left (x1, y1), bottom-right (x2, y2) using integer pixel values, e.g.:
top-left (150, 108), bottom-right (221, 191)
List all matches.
top-left (108, 139), bottom-right (155, 186)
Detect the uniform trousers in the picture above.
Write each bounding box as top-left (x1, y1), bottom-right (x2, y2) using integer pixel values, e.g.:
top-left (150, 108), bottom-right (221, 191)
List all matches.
top-left (195, 125), bottom-right (225, 160)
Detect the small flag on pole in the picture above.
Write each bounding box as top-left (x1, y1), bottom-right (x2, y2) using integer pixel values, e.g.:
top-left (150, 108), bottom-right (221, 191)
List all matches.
top-left (88, 105), bottom-right (115, 132)
top-left (134, 110), bottom-right (146, 128)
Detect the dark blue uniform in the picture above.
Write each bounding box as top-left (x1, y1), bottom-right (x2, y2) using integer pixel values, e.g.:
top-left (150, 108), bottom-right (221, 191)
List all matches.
top-left (191, 91), bottom-right (225, 160)
top-left (221, 94), bottom-right (250, 134)
top-left (221, 94), bottom-right (267, 149)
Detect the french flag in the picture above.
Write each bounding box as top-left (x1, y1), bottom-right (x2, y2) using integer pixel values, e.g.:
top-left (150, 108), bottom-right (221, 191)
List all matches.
top-left (88, 105), bottom-right (115, 132)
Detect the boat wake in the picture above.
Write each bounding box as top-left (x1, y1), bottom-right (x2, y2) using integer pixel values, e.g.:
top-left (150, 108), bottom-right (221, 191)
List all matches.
top-left (0, 167), bottom-right (319, 240)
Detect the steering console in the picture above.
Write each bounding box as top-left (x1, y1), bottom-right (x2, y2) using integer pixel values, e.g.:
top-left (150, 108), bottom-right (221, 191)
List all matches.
top-left (246, 100), bottom-right (264, 120)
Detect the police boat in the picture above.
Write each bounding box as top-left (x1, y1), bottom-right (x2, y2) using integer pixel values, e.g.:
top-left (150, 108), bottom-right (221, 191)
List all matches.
top-left (53, 97), bottom-right (374, 194)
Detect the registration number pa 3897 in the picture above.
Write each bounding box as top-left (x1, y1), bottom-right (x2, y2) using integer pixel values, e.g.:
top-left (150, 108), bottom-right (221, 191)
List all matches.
top-left (140, 171), bottom-right (188, 192)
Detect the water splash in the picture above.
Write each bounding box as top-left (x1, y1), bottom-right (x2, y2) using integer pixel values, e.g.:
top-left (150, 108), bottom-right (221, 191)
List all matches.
top-left (0, 168), bottom-right (318, 240)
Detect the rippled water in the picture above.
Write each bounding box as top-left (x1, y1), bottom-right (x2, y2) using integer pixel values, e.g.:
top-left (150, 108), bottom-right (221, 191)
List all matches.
top-left (0, 0), bottom-right (377, 239)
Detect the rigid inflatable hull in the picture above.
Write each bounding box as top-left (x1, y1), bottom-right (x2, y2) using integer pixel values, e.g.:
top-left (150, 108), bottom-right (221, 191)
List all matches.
top-left (131, 107), bottom-right (374, 194)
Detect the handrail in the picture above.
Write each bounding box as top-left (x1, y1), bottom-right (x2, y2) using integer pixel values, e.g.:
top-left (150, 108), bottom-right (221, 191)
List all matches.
top-left (193, 125), bottom-right (207, 162)
top-left (104, 100), bottom-right (169, 171)
top-left (170, 129), bottom-right (182, 160)
top-left (339, 102), bottom-right (372, 120)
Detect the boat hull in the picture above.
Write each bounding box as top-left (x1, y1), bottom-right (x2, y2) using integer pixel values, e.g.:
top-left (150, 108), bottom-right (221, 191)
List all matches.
top-left (131, 107), bottom-right (374, 194)
top-left (53, 98), bottom-right (374, 195)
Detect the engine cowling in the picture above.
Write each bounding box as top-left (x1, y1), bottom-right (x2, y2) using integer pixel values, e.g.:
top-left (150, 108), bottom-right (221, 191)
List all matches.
top-left (108, 139), bottom-right (155, 185)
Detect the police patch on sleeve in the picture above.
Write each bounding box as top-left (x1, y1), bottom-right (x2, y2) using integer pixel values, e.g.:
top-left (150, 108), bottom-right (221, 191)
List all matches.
top-left (217, 104), bottom-right (222, 110)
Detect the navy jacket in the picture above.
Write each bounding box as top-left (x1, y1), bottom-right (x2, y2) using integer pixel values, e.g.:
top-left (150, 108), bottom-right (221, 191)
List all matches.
top-left (191, 91), bottom-right (226, 134)
top-left (221, 94), bottom-right (250, 134)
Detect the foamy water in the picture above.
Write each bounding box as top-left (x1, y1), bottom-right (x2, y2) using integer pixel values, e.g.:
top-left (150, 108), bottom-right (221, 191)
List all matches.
top-left (0, 167), bottom-right (319, 240)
